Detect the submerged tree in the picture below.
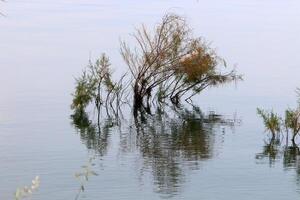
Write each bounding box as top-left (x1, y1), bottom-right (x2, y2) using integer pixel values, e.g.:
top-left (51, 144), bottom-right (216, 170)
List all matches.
top-left (256, 91), bottom-right (300, 168)
top-left (257, 89), bottom-right (300, 142)
top-left (257, 108), bottom-right (281, 138)
top-left (72, 13), bottom-right (241, 120)
top-left (285, 108), bottom-right (300, 142)
top-left (121, 14), bottom-right (241, 116)
top-left (71, 53), bottom-right (129, 121)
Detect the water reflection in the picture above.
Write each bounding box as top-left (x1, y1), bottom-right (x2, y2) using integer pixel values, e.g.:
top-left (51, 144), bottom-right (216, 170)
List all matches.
top-left (128, 107), bottom-right (233, 197)
top-left (256, 137), bottom-right (283, 166)
top-left (71, 106), bottom-right (239, 197)
top-left (256, 135), bottom-right (300, 187)
top-left (71, 109), bottom-right (116, 156)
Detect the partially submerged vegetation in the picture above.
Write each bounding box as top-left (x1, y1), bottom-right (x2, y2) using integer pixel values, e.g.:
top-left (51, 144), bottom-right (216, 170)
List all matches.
top-left (285, 108), bottom-right (300, 141)
top-left (257, 89), bottom-right (300, 143)
top-left (120, 14), bottom-right (241, 116)
top-left (71, 13), bottom-right (241, 119)
top-left (256, 131), bottom-right (300, 169)
top-left (257, 108), bottom-right (281, 138)
top-left (256, 90), bottom-right (300, 174)
top-left (71, 53), bottom-right (129, 122)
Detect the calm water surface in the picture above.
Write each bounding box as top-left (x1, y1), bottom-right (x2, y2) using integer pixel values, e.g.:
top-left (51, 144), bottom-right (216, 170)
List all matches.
top-left (1, 0), bottom-right (300, 199)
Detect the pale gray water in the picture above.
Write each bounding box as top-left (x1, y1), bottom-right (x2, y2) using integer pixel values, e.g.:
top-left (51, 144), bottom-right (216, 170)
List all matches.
top-left (1, 0), bottom-right (300, 199)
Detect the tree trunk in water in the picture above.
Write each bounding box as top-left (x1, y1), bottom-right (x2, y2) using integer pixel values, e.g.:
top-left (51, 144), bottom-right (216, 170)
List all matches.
top-left (133, 93), bottom-right (143, 117)
top-left (292, 132), bottom-right (297, 144)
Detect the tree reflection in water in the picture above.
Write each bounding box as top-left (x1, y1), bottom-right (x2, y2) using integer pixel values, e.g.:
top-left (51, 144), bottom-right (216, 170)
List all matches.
top-left (71, 106), bottom-right (239, 197)
top-left (256, 135), bottom-right (300, 187)
top-left (71, 109), bottom-right (116, 156)
top-left (256, 137), bottom-right (283, 166)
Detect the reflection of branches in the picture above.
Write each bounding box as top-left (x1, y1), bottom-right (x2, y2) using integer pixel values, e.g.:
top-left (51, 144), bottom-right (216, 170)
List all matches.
top-left (71, 109), bottom-right (116, 156)
top-left (74, 157), bottom-right (98, 200)
top-left (125, 106), bottom-right (239, 197)
top-left (256, 134), bottom-right (300, 187)
top-left (256, 137), bottom-right (282, 166)
top-left (256, 135), bottom-right (300, 166)
top-left (71, 106), bottom-right (240, 197)
top-left (283, 143), bottom-right (300, 169)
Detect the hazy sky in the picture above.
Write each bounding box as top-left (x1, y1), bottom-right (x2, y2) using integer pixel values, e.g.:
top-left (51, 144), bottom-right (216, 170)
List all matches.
top-left (0, 0), bottom-right (300, 118)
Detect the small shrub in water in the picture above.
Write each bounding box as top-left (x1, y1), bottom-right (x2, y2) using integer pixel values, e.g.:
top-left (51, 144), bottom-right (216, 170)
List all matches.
top-left (257, 108), bottom-right (281, 138)
top-left (285, 108), bottom-right (300, 142)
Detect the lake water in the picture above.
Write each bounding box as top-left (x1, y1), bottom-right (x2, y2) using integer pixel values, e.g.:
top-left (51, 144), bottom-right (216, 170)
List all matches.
top-left (1, 0), bottom-right (300, 199)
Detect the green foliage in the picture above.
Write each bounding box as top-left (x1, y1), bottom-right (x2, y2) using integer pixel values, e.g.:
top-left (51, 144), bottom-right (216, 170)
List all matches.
top-left (71, 71), bottom-right (95, 111)
top-left (71, 58), bottom-right (100, 112)
top-left (257, 108), bottom-right (281, 136)
top-left (71, 109), bottom-right (97, 135)
top-left (285, 108), bottom-right (300, 140)
top-left (71, 53), bottom-right (128, 119)
top-left (89, 53), bottom-right (113, 90)
top-left (257, 89), bottom-right (300, 141)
